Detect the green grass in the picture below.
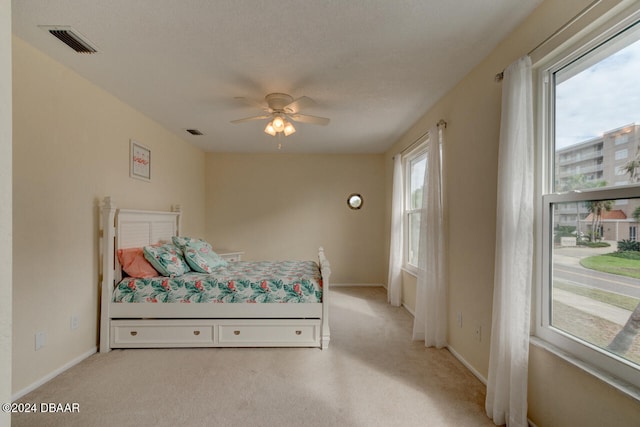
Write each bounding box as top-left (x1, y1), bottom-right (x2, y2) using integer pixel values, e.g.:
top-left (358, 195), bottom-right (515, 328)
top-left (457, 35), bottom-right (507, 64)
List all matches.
top-left (580, 254), bottom-right (640, 279)
top-left (554, 281), bottom-right (640, 311)
top-left (609, 251), bottom-right (640, 260)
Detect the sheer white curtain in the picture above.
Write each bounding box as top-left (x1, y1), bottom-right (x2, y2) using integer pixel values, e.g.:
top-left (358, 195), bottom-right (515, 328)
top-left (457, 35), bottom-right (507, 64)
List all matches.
top-left (485, 55), bottom-right (534, 427)
top-left (387, 155), bottom-right (403, 307)
top-left (412, 124), bottom-right (447, 347)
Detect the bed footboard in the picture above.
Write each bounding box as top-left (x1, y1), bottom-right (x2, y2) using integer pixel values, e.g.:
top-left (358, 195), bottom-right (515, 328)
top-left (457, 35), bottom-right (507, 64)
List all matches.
top-left (318, 247), bottom-right (331, 350)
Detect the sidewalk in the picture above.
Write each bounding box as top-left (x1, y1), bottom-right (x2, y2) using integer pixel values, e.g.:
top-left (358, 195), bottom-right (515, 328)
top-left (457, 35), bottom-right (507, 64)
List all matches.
top-left (553, 241), bottom-right (633, 326)
top-left (554, 241), bottom-right (618, 259)
top-left (553, 288), bottom-right (631, 326)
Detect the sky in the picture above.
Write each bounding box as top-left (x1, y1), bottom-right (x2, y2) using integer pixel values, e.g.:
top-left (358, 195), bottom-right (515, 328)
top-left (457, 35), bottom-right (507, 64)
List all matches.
top-left (555, 33), bottom-right (640, 150)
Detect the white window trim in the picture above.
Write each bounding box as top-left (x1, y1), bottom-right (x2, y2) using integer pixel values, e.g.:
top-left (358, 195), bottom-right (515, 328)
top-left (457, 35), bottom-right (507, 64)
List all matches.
top-left (402, 142), bottom-right (428, 274)
top-left (535, 2), bottom-right (640, 397)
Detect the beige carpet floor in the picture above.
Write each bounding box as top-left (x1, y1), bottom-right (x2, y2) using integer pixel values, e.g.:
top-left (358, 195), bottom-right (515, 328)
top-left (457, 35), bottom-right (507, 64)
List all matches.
top-left (13, 286), bottom-right (494, 427)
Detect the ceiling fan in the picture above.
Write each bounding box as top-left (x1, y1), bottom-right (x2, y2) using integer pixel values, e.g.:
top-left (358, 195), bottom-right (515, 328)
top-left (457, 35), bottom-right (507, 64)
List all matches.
top-left (231, 93), bottom-right (330, 136)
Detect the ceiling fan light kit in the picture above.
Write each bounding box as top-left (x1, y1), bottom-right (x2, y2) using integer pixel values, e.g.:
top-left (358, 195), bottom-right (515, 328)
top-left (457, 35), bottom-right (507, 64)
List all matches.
top-left (272, 115), bottom-right (285, 131)
top-left (283, 121), bottom-right (296, 136)
top-left (232, 92), bottom-right (329, 138)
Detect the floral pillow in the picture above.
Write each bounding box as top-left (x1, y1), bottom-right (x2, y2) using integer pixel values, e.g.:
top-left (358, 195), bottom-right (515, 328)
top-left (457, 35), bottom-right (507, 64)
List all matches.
top-left (117, 247), bottom-right (159, 278)
top-left (172, 236), bottom-right (228, 274)
top-left (142, 243), bottom-right (190, 277)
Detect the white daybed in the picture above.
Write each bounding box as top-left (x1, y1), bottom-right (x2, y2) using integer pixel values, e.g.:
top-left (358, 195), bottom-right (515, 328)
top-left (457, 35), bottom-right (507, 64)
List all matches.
top-left (99, 197), bottom-right (330, 352)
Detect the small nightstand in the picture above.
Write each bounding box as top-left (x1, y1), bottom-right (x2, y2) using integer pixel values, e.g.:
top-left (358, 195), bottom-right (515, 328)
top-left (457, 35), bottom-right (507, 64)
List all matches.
top-left (217, 251), bottom-right (244, 262)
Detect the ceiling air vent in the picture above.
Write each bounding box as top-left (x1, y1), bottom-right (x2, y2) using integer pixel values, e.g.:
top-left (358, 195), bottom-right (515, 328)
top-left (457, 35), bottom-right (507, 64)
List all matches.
top-left (186, 129), bottom-right (204, 136)
top-left (39, 26), bottom-right (98, 54)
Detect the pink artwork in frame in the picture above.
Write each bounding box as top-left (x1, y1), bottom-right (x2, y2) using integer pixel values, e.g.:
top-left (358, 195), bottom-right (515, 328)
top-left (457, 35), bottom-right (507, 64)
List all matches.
top-left (130, 140), bottom-right (151, 182)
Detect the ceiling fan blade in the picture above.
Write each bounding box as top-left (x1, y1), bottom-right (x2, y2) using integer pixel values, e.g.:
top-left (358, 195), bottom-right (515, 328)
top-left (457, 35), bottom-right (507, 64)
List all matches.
top-left (288, 113), bottom-right (330, 126)
top-left (234, 97), bottom-right (268, 111)
top-left (284, 96), bottom-right (315, 114)
top-left (230, 114), bottom-right (271, 124)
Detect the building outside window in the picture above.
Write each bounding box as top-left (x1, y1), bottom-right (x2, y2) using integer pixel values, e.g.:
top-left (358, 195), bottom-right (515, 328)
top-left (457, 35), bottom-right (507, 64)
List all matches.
top-left (538, 8), bottom-right (640, 391)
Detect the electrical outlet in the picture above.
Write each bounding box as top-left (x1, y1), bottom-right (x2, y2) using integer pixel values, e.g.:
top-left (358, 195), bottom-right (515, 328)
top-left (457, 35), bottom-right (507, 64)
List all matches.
top-left (70, 315), bottom-right (79, 330)
top-left (35, 331), bottom-right (46, 350)
top-left (474, 323), bottom-right (482, 342)
top-left (457, 312), bottom-right (463, 328)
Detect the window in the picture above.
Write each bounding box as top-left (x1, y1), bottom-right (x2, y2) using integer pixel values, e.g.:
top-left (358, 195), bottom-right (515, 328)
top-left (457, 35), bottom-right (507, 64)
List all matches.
top-left (615, 149), bottom-right (629, 160)
top-left (616, 133), bottom-right (630, 145)
top-left (538, 9), bottom-right (640, 390)
top-left (403, 143), bottom-right (427, 272)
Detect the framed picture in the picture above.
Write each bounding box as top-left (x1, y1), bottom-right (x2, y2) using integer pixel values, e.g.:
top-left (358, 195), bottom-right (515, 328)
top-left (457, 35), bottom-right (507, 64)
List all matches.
top-left (130, 140), bottom-right (151, 182)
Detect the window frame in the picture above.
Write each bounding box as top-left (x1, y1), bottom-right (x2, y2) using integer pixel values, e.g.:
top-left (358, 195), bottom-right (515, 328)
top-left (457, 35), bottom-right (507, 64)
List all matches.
top-left (403, 141), bottom-right (428, 274)
top-left (536, 5), bottom-right (640, 393)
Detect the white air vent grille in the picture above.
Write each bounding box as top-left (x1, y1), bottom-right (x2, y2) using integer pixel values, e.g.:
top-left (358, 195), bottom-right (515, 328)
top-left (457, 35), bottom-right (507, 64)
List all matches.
top-left (39, 26), bottom-right (98, 54)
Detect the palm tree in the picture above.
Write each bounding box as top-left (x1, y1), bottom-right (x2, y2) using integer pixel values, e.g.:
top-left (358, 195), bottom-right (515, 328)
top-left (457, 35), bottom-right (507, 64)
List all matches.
top-left (556, 174), bottom-right (588, 240)
top-left (605, 144), bottom-right (640, 356)
top-left (624, 159), bottom-right (640, 182)
top-left (585, 199), bottom-right (613, 241)
top-left (623, 146), bottom-right (640, 183)
top-left (607, 302), bottom-right (640, 356)
top-left (577, 180), bottom-right (612, 241)
top-left (606, 150), bottom-right (640, 354)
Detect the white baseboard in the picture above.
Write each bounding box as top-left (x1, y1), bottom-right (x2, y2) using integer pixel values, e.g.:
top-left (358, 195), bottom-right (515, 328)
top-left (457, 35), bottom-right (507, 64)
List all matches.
top-left (447, 346), bottom-right (539, 427)
top-left (12, 346), bottom-right (97, 401)
top-left (401, 303), bottom-right (415, 316)
top-left (401, 304), bottom-right (484, 384)
top-left (447, 345), bottom-right (487, 385)
top-left (331, 283), bottom-right (384, 287)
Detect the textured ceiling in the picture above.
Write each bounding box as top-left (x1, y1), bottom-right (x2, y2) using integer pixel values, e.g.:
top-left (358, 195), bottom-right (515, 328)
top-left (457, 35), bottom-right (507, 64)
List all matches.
top-left (11, 0), bottom-right (542, 153)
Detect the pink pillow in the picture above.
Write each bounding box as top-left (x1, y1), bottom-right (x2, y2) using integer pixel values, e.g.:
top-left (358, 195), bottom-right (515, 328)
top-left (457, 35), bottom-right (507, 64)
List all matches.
top-left (117, 247), bottom-right (159, 278)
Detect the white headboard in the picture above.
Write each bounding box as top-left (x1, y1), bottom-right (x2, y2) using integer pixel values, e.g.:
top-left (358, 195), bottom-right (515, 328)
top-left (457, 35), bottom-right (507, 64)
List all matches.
top-left (117, 209), bottom-right (180, 249)
top-left (101, 196), bottom-right (182, 285)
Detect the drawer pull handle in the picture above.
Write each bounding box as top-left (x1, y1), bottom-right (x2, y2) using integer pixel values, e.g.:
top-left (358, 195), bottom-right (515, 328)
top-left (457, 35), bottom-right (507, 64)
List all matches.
top-left (295, 330), bottom-right (302, 335)
top-left (130, 331), bottom-right (138, 336)
top-left (234, 330), bottom-right (241, 335)
top-left (193, 330), bottom-right (200, 336)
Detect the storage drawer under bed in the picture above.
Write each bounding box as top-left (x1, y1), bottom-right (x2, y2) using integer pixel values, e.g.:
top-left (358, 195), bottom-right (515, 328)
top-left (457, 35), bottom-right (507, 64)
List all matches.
top-left (110, 319), bottom-right (321, 348)
top-left (111, 320), bottom-right (215, 347)
top-left (217, 320), bottom-right (320, 347)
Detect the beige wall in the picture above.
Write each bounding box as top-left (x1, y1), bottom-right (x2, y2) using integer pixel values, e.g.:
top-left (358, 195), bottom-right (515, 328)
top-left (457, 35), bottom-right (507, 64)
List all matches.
top-left (384, 0), bottom-right (640, 424)
top-left (528, 344), bottom-right (640, 426)
top-left (1, 0), bottom-right (11, 424)
top-left (12, 36), bottom-right (206, 394)
top-left (205, 153), bottom-right (385, 284)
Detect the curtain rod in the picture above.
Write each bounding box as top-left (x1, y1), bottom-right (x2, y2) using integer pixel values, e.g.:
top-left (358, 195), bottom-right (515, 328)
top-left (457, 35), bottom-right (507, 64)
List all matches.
top-left (494, 0), bottom-right (602, 82)
top-left (398, 119), bottom-right (447, 156)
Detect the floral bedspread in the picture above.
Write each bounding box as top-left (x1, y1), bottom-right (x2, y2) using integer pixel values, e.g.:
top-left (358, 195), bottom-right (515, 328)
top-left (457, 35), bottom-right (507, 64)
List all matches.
top-left (113, 260), bottom-right (322, 304)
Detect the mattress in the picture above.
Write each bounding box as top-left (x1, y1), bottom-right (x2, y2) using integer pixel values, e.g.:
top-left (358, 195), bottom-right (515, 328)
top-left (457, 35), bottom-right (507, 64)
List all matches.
top-left (113, 260), bottom-right (322, 304)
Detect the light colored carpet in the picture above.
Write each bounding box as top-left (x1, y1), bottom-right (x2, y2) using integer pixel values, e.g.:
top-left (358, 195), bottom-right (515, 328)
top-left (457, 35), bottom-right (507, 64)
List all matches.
top-left (13, 287), bottom-right (494, 427)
